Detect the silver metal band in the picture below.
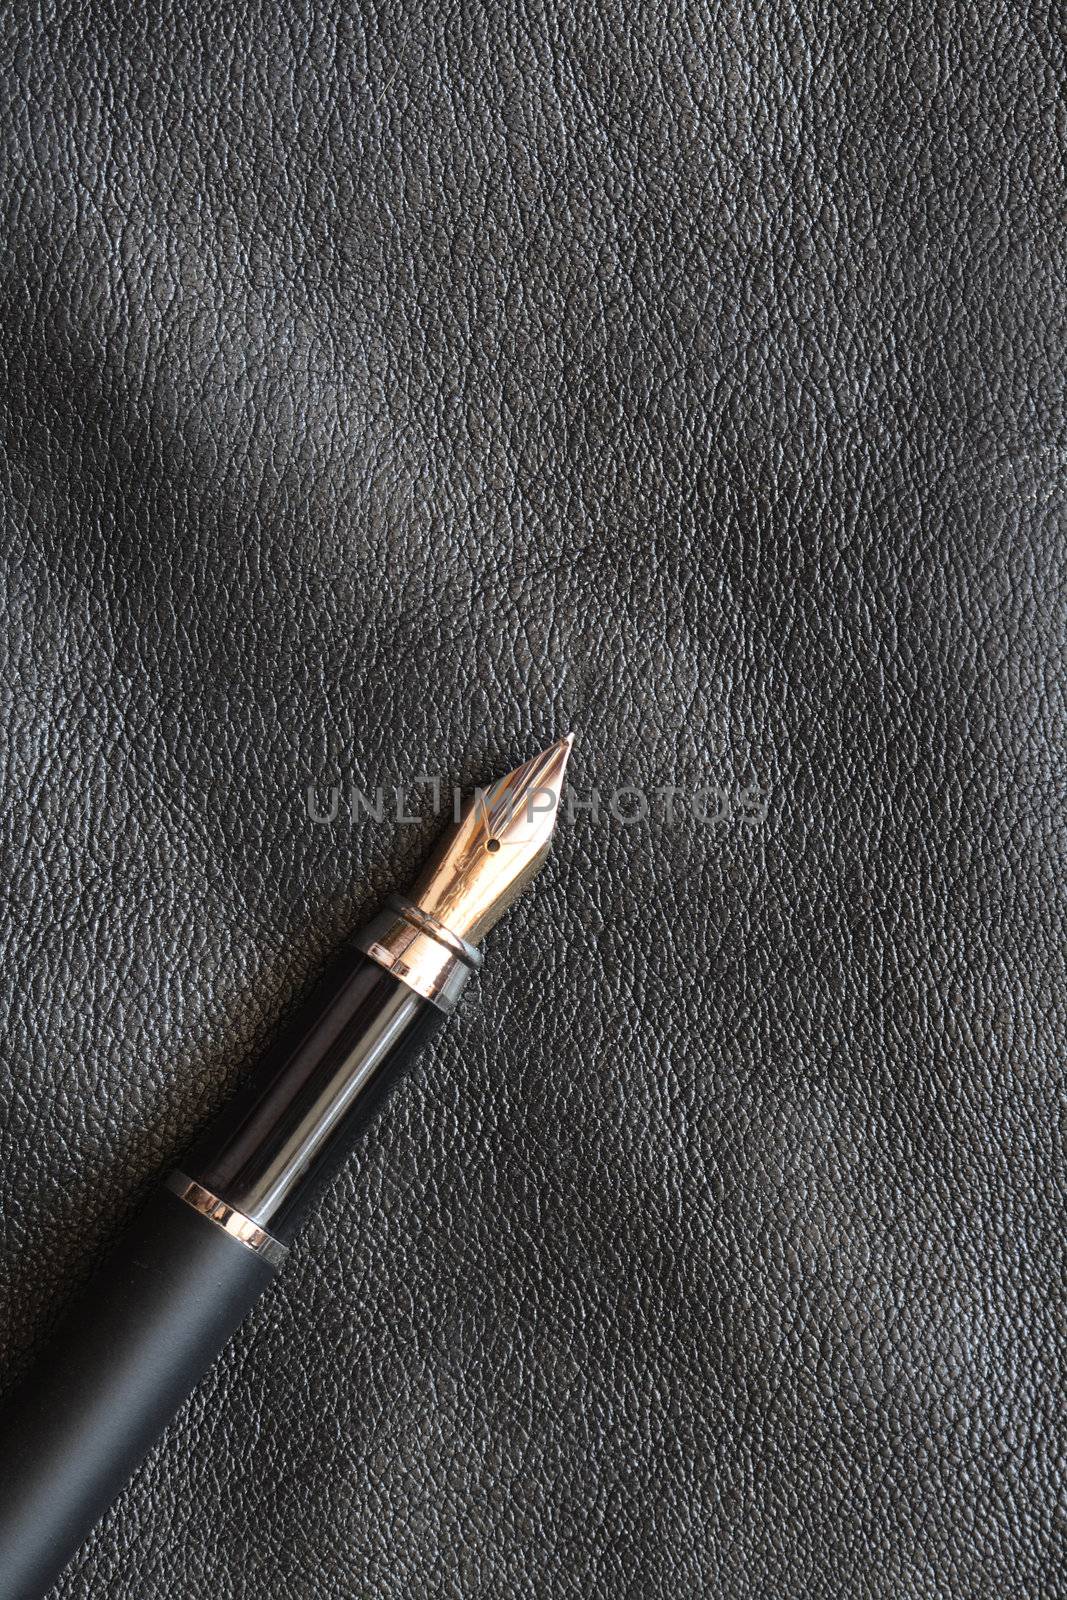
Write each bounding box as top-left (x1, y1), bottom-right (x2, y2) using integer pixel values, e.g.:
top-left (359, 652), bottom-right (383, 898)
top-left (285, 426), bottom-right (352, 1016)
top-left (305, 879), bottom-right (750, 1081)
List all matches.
top-left (165, 1172), bottom-right (289, 1268)
top-left (354, 893), bottom-right (482, 1013)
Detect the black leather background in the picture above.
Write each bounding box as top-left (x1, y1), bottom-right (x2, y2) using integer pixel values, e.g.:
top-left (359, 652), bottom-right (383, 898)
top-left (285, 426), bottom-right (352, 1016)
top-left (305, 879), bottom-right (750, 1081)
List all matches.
top-left (2, 1), bottom-right (1064, 1595)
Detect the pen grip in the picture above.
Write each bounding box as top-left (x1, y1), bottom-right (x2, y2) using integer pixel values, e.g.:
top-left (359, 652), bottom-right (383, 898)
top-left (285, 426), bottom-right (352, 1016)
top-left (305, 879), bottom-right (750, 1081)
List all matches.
top-left (0, 1186), bottom-right (277, 1600)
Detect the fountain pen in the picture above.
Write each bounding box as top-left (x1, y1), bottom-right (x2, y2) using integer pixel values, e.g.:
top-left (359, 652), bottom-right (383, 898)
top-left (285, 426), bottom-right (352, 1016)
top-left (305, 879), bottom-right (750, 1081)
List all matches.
top-left (0, 735), bottom-right (574, 1600)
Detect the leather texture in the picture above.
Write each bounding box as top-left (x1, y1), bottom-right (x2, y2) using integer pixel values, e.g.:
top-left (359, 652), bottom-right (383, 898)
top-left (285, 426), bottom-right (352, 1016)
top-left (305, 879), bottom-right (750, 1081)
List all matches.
top-left (1, 1), bottom-right (1064, 1595)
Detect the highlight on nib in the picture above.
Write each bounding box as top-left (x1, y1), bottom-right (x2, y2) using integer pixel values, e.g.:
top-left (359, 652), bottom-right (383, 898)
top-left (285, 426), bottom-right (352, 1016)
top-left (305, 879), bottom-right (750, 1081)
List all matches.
top-left (407, 733), bottom-right (575, 947)
top-left (353, 734), bottom-right (574, 1013)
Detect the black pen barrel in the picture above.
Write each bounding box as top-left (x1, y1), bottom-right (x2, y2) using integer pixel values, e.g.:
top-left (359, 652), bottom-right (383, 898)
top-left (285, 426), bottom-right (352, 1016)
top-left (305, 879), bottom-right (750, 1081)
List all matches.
top-left (0, 1189), bottom-right (276, 1600)
top-left (0, 951), bottom-right (442, 1600)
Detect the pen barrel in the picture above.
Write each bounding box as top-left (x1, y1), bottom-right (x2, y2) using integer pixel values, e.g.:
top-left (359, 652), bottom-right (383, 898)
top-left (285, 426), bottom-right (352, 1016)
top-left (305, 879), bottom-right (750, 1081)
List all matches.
top-left (0, 1186), bottom-right (277, 1600)
top-left (0, 949), bottom-right (445, 1599)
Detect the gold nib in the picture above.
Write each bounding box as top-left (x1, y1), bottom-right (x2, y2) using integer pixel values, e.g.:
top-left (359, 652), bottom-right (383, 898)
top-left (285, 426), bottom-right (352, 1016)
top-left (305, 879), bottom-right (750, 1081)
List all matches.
top-left (408, 733), bottom-right (574, 946)
top-left (355, 736), bottom-right (575, 1011)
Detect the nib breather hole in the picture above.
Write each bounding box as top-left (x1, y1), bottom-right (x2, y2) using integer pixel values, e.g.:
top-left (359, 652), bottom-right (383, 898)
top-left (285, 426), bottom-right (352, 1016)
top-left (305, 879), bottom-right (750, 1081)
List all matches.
top-left (486, 838), bottom-right (501, 853)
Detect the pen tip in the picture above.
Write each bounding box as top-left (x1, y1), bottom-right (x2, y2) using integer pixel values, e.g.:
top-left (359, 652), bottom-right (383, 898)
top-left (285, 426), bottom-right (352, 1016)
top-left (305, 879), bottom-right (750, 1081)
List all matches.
top-left (489, 732), bottom-right (574, 811)
top-left (405, 734), bottom-right (575, 946)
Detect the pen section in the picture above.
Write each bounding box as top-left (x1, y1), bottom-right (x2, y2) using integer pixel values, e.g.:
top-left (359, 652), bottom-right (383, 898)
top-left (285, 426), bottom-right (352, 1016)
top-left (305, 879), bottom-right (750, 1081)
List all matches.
top-left (185, 949), bottom-right (444, 1243)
